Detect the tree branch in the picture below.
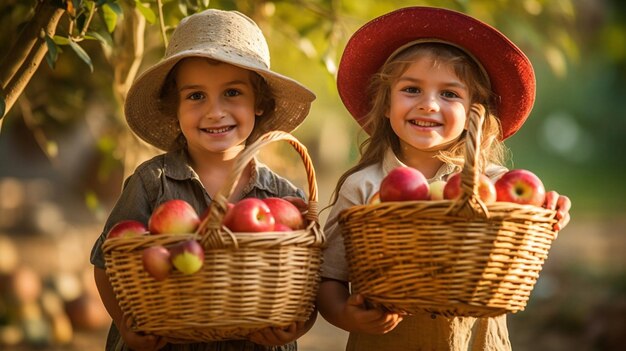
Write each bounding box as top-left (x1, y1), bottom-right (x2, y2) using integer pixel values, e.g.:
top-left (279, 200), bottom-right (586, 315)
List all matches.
top-left (0, 0), bottom-right (64, 90)
top-left (1, 0), bottom-right (64, 119)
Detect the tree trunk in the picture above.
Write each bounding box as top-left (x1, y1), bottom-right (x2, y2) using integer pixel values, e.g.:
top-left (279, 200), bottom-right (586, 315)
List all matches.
top-left (108, 0), bottom-right (159, 179)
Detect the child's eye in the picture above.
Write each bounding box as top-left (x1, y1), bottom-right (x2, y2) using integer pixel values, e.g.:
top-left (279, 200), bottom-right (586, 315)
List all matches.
top-left (224, 89), bottom-right (242, 97)
top-left (442, 91), bottom-right (460, 99)
top-left (402, 87), bottom-right (420, 94)
top-left (187, 92), bottom-right (205, 101)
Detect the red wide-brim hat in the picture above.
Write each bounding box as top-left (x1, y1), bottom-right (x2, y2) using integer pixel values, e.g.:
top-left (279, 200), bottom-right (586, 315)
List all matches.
top-left (337, 6), bottom-right (535, 140)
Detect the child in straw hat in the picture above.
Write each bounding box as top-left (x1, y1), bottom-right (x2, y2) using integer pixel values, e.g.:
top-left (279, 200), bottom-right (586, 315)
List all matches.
top-left (317, 6), bottom-right (571, 351)
top-left (90, 8), bottom-right (316, 351)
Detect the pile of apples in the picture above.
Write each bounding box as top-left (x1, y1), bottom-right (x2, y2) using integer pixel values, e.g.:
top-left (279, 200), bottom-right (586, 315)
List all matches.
top-left (370, 166), bottom-right (547, 207)
top-left (105, 197), bottom-right (305, 281)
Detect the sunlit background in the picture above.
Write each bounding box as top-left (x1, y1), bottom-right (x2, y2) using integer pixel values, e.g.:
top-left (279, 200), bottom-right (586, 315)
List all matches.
top-left (1, 0), bottom-right (625, 350)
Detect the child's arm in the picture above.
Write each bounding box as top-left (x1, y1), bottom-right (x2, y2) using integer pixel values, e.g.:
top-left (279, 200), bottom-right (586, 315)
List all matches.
top-left (94, 267), bottom-right (167, 350)
top-left (317, 278), bottom-right (403, 334)
top-left (248, 307), bottom-right (317, 346)
top-left (543, 191), bottom-right (571, 231)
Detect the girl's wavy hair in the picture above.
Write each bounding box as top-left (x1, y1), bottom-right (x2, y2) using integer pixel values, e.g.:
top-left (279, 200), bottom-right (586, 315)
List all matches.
top-left (159, 58), bottom-right (276, 151)
top-left (330, 42), bottom-right (508, 206)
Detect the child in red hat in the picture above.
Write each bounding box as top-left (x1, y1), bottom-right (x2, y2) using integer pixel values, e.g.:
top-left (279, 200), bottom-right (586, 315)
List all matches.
top-left (317, 6), bottom-right (571, 350)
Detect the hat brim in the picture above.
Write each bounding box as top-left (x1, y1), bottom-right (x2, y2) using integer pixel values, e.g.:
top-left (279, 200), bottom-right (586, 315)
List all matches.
top-left (337, 6), bottom-right (535, 140)
top-left (125, 51), bottom-right (315, 151)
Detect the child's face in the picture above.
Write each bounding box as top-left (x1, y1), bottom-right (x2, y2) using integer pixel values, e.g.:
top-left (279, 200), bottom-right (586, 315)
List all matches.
top-left (387, 55), bottom-right (470, 155)
top-left (176, 58), bottom-right (261, 158)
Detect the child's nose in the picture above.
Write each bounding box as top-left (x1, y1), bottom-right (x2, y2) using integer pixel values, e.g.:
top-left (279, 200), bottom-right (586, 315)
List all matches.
top-left (416, 94), bottom-right (439, 112)
top-left (204, 99), bottom-right (226, 119)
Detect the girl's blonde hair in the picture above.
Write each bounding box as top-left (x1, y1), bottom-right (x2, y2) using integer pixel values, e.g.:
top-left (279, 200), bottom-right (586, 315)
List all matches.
top-left (159, 58), bottom-right (276, 151)
top-left (330, 42), bottom-right (508, 205)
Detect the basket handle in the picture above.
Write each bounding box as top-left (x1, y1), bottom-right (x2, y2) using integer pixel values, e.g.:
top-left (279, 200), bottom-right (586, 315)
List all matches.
top-left (196, 131), bottom-right (319, 246)
top-left (445, 104), bottom-right (490, 219)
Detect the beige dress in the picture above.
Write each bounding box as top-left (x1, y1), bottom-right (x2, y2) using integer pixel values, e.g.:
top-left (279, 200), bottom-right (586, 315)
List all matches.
top-left (322, 148), bottom-right (511, 351)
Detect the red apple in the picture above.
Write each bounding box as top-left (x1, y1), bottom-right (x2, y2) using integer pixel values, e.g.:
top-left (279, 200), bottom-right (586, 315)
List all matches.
top-left (106, 220), bottom-right (147, 239)
top-left (443, 173), bottom-right (496, 203)
top-left (262, 197), bottom-right (304, 230)
top-left (225, 198), bottom-right (275, 232)
top-left (495, 169), bottom-right (546, 206)
top-left (220, 202), bottom-right (236, 229)
top-left (274, 223), bottom-right (293, 232)
top-left (428, 180), bottom-right (447, 201)
top-left (142, 246), bottom-right (172, 281)
top-left (379, 166), bottom-right (429, 202)
top-left (148, 199), bottom-right (200, 234)
top-left (169, 239), bottom-right (204, 275)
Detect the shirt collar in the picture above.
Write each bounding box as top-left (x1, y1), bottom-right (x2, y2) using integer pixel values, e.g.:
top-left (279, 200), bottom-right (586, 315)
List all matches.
top-left (162, 149), bottom-right (269, 197)
top-left (382, 147), bottom-right (459, 182)
top-left (163, 149), bottom-right (197, 181)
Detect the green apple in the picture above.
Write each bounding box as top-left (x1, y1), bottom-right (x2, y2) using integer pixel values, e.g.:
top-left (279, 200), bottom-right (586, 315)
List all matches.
top-left (169, 239), bottom-right (204, 275)
top-left (429, 180), bottom-right (447, 200)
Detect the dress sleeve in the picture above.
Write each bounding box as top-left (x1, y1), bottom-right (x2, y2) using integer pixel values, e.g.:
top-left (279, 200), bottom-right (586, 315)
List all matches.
top-left (89, 171), bottom-right (154, 269)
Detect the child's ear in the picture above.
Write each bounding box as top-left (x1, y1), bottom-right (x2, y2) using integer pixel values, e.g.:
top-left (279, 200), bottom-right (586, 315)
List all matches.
top-left (255, 108), bottom-right (264, 117)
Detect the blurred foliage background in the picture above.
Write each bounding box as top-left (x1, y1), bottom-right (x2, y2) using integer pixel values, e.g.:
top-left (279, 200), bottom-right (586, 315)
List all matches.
top-left (0, 0), bottom-right (624, 350)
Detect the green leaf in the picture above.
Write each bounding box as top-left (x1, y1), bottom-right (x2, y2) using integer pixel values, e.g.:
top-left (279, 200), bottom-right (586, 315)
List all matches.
top-left (134, 0), bottom-right (156, 24)
top-left (53, 35), bottom-right (71, 45)
top-left (44, 34), bottom-right (60, 69)
top-left (86, 30), bottom-right (113, 47)
top-left (178, 2), bottom-right (188, 17)
top-left (106, 1), bottom-right (123, 15)
top-left (69, 40), bottom-right (94, 72)
top-left (101, 3), bottom-right (119, 33)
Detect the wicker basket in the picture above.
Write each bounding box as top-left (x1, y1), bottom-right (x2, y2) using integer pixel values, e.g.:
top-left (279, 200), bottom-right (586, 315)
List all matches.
top-left (103, 131), bottom-right (324, 343)
top-left (339, 105), bottom-right (559, 318)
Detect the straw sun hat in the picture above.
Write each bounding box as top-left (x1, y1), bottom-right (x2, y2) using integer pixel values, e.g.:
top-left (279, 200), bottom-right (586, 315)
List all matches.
top-left (337, 6), bottom-right (536, 140)
top-left (125, 9), bottom-right (316, 151)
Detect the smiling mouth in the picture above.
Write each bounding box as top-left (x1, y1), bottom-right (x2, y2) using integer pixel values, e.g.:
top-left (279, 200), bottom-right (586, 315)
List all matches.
top-left (201, 126), bottom-right (235, 134)
top-left (410, 120), bottom-right (441, 127)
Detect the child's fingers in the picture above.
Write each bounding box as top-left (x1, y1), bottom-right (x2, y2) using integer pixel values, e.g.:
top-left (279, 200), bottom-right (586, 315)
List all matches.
top-left (554, 211), bottom-right (571, 232)
top-left (543, 191), bottom-right (558, 210)
top-left (361, 312), bottom-right (403, 334)
top-left (121, 314), bottom-right (164, 351)
top-left (270, 323), bottom-right (298, 343)
top-left (552, 194), bottom-right (571, 232)
top-left (249, 324), bottom-right (295, 346)
top-left (556, 195), bottom-right (572, 214)
top-left (347, 293), bottom-right (365, 307)
top-left (380, 313), bottom-right (404, 334)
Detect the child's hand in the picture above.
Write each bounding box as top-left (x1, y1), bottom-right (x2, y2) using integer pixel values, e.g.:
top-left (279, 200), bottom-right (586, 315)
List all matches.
top-left (118, 314), bottom-right (167, 351)
top-left (248, 321), bottom-right (305, 346)
top-left (543, 191), bottom-right (571, 232)
top-left (344, 293), bottom-right (404, 334)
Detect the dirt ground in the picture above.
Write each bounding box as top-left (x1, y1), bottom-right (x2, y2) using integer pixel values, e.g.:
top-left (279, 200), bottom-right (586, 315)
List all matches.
top-left (3, 216), bottom-right (625, 351)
